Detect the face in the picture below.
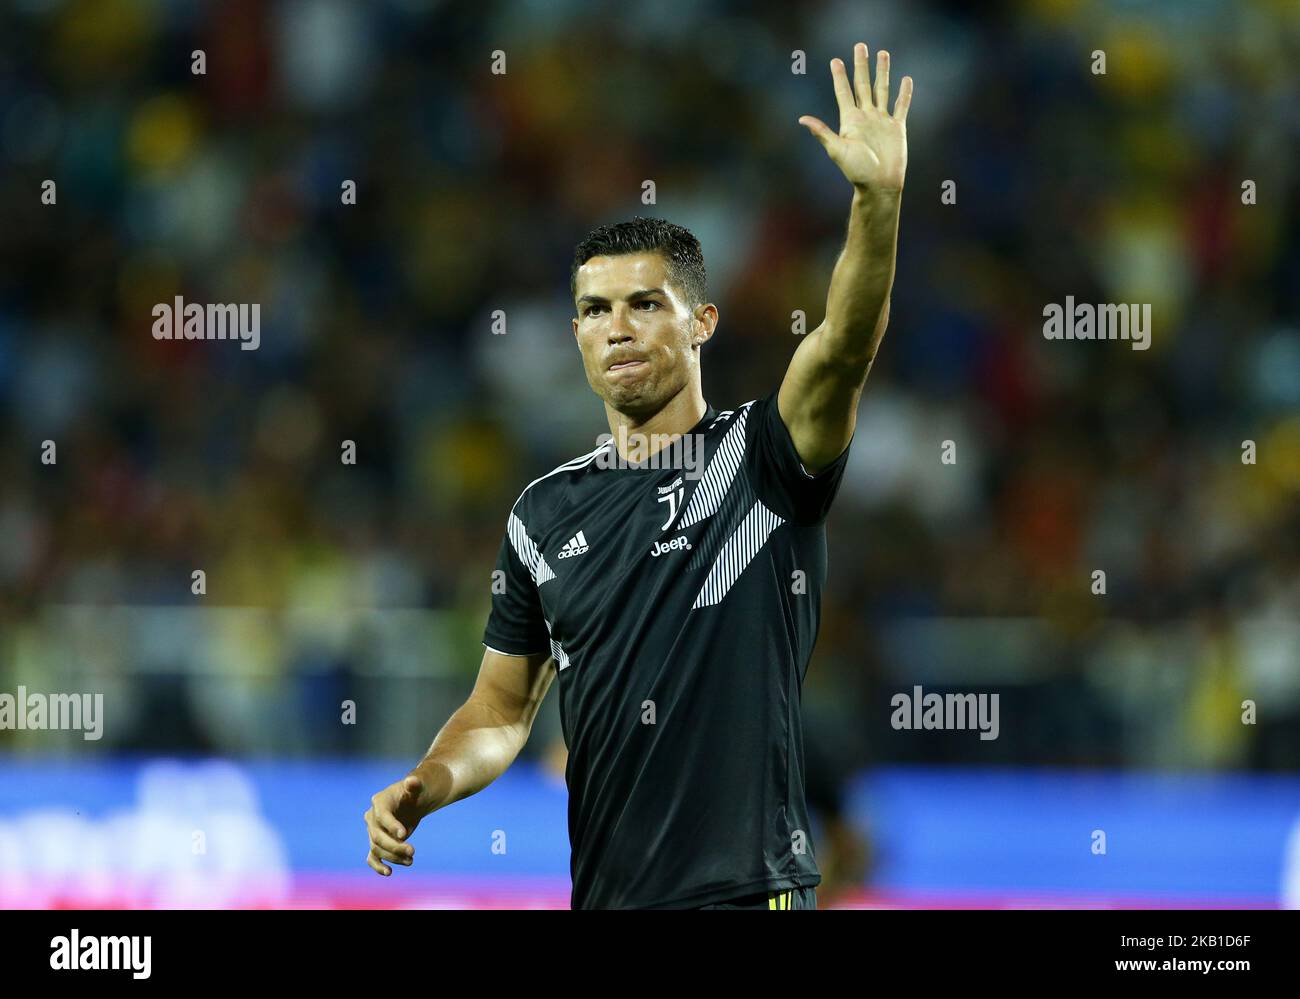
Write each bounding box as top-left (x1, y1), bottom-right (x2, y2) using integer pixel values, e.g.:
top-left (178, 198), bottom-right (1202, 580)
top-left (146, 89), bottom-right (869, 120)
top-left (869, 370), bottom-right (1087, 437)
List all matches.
top-left (572, 252), bottom-right (716, 417)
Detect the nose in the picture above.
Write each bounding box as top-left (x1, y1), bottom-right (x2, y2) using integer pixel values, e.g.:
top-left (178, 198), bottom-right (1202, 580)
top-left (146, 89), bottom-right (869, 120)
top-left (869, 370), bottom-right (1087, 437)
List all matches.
top-left (607, 306), bottom-right (635, 344)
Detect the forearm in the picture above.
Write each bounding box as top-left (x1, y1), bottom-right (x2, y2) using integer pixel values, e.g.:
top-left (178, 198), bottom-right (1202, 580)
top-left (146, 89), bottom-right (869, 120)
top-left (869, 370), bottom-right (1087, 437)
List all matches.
top-left (821, 185), bottom-right (902, 368)
top-left (409, 698), bottom-right (527, 815)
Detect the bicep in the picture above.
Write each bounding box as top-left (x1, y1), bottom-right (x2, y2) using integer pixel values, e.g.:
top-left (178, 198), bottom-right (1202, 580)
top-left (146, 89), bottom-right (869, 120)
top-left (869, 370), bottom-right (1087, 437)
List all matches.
top-left (469, 647), bottom-right (556, 743)
top-left (777, 324), bottom-right (868, 474)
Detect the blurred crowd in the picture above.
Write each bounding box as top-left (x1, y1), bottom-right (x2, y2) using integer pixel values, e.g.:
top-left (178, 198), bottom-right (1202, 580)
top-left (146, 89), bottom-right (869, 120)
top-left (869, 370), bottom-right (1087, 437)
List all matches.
top-left (0, 0), bottom-right (1297, 773)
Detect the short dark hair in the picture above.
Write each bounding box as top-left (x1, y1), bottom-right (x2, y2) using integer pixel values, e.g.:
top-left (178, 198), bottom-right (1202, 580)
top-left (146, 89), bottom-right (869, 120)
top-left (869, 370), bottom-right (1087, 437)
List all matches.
top-left (570, 216), bottom-right (707, 311)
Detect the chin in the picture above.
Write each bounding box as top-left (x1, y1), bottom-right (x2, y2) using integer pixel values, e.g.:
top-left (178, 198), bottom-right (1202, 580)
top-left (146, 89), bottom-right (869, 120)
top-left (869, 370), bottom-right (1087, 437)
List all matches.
top-left (603, 381), bottom-right (659, 416)
top-left (605, 385), bottom-right (642, 409)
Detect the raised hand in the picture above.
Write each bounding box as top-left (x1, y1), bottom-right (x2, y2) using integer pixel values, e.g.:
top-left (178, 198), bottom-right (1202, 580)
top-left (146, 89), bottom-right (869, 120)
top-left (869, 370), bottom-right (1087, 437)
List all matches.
top-left (798, 42), bottom-right (911, 193)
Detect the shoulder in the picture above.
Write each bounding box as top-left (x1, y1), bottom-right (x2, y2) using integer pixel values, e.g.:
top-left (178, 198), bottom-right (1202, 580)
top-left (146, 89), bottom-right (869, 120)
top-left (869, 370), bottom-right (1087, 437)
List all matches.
top-left (508, 441), bottom-right (610, 523)
top-left (710, 392), bottom-right (784, 452)
top-left (705, 397), bottom-right (763, 437)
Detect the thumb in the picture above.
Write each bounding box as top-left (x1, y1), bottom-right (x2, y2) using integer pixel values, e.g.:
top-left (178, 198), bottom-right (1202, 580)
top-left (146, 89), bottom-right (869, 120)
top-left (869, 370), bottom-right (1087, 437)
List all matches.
top-left (798, 115), bottom-right (838, 150)
top-left (403, 775), bottom-right (424, 799)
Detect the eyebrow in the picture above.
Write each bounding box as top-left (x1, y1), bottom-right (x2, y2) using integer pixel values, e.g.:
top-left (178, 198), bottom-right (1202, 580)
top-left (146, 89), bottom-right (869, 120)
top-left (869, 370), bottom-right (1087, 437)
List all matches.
top-left (576, 288), bottom-right (668, 308)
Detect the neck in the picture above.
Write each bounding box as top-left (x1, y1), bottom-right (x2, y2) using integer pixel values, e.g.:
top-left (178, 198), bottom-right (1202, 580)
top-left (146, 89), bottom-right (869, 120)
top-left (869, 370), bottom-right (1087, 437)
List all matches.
top-left (605, 381), bottom-right (706, 463)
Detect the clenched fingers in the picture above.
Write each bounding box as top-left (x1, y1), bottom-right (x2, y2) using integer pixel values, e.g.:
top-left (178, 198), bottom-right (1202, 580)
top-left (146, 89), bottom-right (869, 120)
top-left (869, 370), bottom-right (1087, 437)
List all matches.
top-left (370, 801), bottom-right (408, 842)
top-left (364, 808), bottom-right (414, 864)
top-left (367, 848), bottom-right (391, 876)
top-left (367, 818), bottom-right (412, 859)
top-left (372, 841), bottom-right (412, 865)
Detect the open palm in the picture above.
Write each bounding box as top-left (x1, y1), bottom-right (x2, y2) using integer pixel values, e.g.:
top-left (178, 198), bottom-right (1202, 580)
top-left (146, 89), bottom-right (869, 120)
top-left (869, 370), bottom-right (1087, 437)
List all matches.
top-left (799, 43), bottom-right (911, 193)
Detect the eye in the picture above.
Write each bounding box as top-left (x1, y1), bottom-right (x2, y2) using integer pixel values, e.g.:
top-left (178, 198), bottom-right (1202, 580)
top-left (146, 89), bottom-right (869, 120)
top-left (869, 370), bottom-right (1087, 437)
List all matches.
top-left (584, 305), bottom-right (603, 316)
top-left (637, 301), bottom-right (659, 310)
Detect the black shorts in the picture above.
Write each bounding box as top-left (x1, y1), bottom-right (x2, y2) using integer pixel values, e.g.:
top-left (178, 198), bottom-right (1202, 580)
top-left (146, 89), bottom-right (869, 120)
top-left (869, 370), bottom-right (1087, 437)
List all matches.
top-left (696, 886), bottom-right (817, 910)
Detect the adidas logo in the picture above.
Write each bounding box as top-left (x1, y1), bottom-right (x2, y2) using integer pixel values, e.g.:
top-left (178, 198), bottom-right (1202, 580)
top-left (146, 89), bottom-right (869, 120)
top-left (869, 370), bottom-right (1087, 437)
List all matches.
top-left (556, 530), bottom-right (590, 559)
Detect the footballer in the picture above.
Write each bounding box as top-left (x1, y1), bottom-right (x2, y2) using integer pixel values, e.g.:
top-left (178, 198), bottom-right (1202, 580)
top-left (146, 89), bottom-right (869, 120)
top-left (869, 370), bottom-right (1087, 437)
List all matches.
top-left (364, 42), bottom-right (911, 910)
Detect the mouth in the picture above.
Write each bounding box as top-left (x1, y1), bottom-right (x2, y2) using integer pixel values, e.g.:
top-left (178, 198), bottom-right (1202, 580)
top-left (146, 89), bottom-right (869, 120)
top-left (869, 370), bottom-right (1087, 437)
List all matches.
top-left (608, 359), bottom-right (647, 372)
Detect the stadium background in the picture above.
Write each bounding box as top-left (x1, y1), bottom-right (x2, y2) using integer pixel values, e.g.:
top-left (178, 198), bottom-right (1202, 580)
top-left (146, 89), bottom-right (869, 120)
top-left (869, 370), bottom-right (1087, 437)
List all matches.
top-left (1, 0), bottom-right (1298, 908)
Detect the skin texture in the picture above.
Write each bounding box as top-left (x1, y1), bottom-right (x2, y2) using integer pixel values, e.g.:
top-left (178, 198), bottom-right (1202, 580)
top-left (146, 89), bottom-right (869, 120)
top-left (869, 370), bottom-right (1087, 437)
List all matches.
top-left (366, 40), bottom-right (911, 880)
top-left (781, 42), bottom-right (911, 472)
top-left (365, 648), bottom-right (553, 875)
top-left (571, 252), bottom-right (716, 460)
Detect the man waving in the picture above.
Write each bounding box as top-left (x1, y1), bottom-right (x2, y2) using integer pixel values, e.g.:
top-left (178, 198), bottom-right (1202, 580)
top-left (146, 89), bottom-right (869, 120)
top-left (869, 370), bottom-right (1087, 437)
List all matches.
top-left (365, 42), bottom-right (912, 910)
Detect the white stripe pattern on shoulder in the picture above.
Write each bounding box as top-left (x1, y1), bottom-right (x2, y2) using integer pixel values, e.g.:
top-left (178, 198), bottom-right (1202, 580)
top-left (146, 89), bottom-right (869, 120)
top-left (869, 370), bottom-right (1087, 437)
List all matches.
top-left (692, 498), bottom-right (785, 608)
top-left (678, 401), bottom-right (756, 530)
top-left (504, 442), bottom-right (607, 587)
top-left (508, 512), bottom-right (556, 586)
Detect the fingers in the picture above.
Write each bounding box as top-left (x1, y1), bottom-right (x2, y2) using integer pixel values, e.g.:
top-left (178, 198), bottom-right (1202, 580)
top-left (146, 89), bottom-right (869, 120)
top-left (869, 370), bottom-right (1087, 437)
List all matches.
top-left (367, 842), bottom-right (412, 874)
top-left (372, 822), bottom-right (413, 859)
top-left (874, 49), bottom-right (890, 112)
top-left (372, 841), bottom-right (413, 865)
top-left (365, 778), bottom-right (428, 877)
top-left (364, 803), bottom-right (415, 877)
top-left (852, 42), bottom-right (871, 109)
top-left (373, 803), bottom-right (407, 842)
top-left (367, 850), bottom-right (391, 877)
top-left (366, 810), bottom-right (414, 857)
top-left (894, 75), bottom-right (913, 123)
top-left (400, 775), bottom-right (424, 813)
top-left (834, 44), bottom-right (905, 120)
top-left (830, 57), bottom-right (855, 119)
top-left (797, 115), bottom-right (838, 152)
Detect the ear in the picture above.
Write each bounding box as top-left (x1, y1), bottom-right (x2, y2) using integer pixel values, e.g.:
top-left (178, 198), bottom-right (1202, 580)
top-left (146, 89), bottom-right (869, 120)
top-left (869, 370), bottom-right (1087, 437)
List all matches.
top-left (692, 304), bottom-right (719, 347)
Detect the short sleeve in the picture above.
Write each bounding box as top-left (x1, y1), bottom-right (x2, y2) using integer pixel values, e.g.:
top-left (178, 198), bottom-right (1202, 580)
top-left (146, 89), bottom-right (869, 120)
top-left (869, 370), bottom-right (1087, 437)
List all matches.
top-left (742, 389), bottom-right (852, 526)
top-left (482, 509), bottom-right (551, 657)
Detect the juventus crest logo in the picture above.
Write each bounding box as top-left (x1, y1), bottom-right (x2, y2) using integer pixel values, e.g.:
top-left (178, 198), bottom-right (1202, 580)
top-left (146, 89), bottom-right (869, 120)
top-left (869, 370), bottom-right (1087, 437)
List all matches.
top-left (656, 476), bottom-right (685, 531)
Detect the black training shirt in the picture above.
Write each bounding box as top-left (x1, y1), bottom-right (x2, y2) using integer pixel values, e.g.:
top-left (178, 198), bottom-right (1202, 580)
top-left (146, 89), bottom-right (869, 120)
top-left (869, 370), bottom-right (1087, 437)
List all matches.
top-left (483, 388), bottom-right (851, 909)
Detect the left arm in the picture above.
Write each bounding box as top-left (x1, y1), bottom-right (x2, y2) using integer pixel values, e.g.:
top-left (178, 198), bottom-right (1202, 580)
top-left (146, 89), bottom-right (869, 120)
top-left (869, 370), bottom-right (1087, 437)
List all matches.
top-left (780, 43), bottom-right (912, 473)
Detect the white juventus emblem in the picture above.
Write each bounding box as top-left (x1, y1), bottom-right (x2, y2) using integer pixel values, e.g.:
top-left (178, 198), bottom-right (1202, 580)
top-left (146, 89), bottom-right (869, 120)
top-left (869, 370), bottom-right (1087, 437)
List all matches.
top-left (656, 482), bottom-right (685, 531)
